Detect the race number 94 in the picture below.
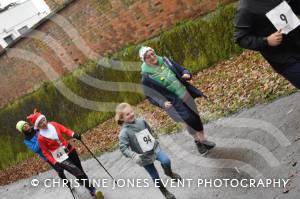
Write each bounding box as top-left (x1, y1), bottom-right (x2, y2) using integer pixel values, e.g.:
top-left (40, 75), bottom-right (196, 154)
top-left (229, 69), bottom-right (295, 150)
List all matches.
top-left (143, 135), bottom-right (152, 144)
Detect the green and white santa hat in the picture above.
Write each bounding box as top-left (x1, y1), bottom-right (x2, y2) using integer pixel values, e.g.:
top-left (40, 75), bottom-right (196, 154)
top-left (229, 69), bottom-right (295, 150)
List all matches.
top-left (16, 121), bottom-right (28, 133)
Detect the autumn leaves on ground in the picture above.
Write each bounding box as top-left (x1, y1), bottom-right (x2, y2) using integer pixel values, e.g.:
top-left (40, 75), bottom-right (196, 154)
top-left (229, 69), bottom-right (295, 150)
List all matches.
top-left (0, 51), bottom-right (296, 186)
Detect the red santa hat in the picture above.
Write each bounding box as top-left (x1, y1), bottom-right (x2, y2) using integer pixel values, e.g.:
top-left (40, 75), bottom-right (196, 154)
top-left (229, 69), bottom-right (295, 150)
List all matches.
top-left (27, 112), bottom-right (46, 129)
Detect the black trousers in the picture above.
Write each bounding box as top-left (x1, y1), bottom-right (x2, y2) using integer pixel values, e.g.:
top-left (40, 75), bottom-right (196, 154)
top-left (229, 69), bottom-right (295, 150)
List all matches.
top-left (49, 161), bottom-right (68, 182)
top-left (280, 62), bottom-right (300, 89)
top-left (53, 150), bottom-right (94, 192)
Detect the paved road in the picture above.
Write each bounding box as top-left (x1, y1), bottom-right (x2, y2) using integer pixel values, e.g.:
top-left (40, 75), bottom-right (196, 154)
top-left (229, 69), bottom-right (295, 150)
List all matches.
top-left (1, 92), bottom-right (300, 199)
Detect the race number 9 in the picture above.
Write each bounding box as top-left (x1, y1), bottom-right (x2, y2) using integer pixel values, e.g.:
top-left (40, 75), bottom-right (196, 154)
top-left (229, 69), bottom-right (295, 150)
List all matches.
top-left (266, 1), bottom-right (300, 34)
top-left (280, 14), bottom-right (288, 24)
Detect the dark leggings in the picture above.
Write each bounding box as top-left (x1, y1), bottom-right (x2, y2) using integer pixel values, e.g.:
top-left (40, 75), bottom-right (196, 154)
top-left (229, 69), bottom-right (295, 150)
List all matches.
top-left (166, 96), bottom-right (203, 134)
top-left (68, 149), bottom-right (84, 171)
top-left (180, 97), bottom-right (204, 133)
top-left (49, 161), bottom-right (68, 182)
top-left (57, 150), bottom-right (94, 192)
top-left (280, 62), bottom-right (300, 89)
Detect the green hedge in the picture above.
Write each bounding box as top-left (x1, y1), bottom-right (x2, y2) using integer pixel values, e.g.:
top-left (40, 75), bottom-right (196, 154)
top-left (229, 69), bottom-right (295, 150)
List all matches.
top-left (112, 5), bottom-right (241, 73)
top-left (0, 5), bottom-right (241, 170)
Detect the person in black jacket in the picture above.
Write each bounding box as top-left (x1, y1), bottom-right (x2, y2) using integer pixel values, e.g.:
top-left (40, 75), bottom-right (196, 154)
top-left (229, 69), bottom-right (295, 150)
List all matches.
top-left (234, 0), bottom-right (300, 88)
top-left (139, 46), bottom-right (215, 155)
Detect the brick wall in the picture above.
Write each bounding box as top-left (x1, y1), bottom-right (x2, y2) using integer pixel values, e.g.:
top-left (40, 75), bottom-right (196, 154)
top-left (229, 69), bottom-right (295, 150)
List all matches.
top-left (0, 0), bottom-right (235, 107)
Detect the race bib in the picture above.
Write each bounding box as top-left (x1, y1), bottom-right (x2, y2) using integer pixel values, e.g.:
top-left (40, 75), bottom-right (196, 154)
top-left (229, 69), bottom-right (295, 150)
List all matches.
top-left (51, 146), bottom-right (69, 163)
top-left (135, 129), bottom-right (155, 153)
top-left (266, 1), bottom-right (300, 34)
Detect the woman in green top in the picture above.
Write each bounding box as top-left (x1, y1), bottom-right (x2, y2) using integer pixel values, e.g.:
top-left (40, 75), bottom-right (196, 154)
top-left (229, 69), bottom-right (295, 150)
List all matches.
top-left (140, 46), bottom-right (215, 155)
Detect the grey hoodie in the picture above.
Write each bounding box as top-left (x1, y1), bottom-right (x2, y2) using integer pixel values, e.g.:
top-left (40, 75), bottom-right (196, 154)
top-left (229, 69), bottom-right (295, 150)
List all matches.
top-left (118, 118), bottom-right (160, 166)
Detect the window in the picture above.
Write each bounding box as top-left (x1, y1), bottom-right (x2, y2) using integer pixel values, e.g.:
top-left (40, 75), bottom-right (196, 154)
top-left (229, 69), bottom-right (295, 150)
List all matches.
top-left (18, 26), bottom-right (29, 35)
top-left (4, 34), bottom-right (14, 45)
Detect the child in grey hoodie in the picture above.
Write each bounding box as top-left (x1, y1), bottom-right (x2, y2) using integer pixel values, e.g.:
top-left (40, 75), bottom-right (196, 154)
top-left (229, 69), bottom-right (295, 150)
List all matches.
top-left (116, 103), bottom-right (181, 199)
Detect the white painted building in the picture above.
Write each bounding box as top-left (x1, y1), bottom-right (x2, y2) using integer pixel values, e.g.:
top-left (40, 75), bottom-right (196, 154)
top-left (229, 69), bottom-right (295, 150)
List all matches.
top-left (0, 0), bottom-right (51, 48)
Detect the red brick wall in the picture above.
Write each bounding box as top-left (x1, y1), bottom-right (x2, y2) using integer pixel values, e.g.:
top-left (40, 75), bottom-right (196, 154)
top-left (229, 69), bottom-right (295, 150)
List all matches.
top-left (0, 0), bottom-right (235, 107)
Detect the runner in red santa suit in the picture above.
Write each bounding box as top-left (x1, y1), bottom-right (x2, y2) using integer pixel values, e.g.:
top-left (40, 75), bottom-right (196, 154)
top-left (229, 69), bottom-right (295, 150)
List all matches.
top-left (27, 111), bottom-right (104, 199)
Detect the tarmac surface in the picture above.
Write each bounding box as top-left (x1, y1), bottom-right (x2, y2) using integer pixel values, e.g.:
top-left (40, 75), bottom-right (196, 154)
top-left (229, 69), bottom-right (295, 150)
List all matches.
top-left (1, 92), bottom-right (300, 199)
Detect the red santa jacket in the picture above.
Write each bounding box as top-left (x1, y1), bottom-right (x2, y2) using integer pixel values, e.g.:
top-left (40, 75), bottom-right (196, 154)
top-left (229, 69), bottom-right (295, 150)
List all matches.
top-left (38, 121), bottom-right (75, 165)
